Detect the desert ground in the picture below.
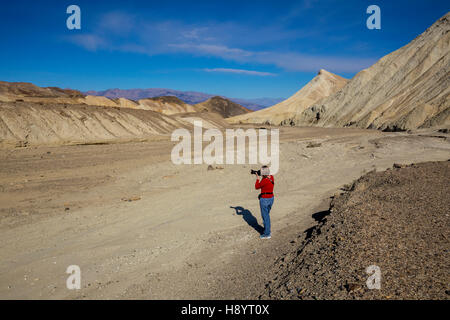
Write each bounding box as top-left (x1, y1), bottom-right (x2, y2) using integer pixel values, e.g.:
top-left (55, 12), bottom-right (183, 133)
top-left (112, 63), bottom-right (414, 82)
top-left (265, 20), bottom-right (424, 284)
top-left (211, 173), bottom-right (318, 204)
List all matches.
top-left (264, 160), bottom-right (450, 299)
top-left (0, 126), bottom-right (449, 299)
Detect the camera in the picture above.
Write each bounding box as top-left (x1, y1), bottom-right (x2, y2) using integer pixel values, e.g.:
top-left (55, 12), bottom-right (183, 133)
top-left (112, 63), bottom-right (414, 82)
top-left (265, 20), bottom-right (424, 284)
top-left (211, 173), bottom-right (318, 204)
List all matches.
top-left (250, 169), bottom-right (261, 176)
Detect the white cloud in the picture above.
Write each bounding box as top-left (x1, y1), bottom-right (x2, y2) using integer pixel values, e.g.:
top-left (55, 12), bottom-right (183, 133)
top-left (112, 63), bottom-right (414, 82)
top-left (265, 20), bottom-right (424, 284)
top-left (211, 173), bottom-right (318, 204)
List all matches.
top-left (98, 11), bottom-right (136, 35)
top-left (255, 51), bottom-right (376, 73)
top-left (67, 34), bottom-right (107, 51)
top-left (177, 44), bottom-right (375, 73)
top-left (204, 68), bottom-right (276, 76)
top-left (168, 43), bottom-right (253, 61)
top-left (65, 11), bottom-right (377, 73)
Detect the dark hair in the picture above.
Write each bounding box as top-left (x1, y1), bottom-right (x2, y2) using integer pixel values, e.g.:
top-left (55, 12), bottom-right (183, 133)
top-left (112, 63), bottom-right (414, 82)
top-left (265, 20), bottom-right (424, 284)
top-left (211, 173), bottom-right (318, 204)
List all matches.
top-left (261, 165), bottom-right (270, 177)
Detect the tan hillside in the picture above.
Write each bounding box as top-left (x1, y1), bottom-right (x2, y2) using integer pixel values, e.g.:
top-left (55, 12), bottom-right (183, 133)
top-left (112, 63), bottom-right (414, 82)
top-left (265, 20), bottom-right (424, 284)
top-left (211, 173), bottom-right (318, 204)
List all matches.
top-left (292, 12), bottom-right (450, 131)
top-left (227, 70), bottom-right (348, 125)
top-left (0, 82), bottom-right (253, 120)
top-left (0, 81), bottom-right (253, 147)
top-left (0, 82), bottom-right (122, 108)
top-left (0, 83), bottom-right (240, 147)
top-left (0, 82), bottom-right (191, 113)
top-left (83, 95), bottom-right (118, 107)
top-left (195, 96), bottom-right (251, 118)
top-left (0, 100), bottom-right (192, 148)
top-left (0, 81), bottom-right (83, 99)
top-left (175, 111), bottom-right (232, 129)
top-left (114, 97), bottom-right (140, 109)
top-left (137, 96), bottom-right (199, 115)
top-left (0, 81), bottom-right (85, 104)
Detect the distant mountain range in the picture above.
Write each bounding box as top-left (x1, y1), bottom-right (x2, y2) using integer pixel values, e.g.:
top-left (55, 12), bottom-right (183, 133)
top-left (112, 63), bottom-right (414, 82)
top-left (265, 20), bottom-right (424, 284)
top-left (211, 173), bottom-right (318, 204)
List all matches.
top-left (84, 88), bottom-right (284, 111)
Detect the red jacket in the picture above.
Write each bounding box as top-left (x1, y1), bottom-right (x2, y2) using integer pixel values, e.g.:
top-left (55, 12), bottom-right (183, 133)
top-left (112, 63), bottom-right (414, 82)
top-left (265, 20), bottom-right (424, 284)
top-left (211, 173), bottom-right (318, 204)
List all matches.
top-left (255, 175), bottom-right (274, 198)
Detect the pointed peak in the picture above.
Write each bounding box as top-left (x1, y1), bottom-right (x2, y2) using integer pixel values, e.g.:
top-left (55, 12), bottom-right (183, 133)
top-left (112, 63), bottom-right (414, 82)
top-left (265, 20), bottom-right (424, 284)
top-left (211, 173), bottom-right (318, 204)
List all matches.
top-left (317, 69), bottom-right (334, 77)
top-left (315, 69), bottom-right (348, 82)
top-left (208, 96), bottom-right (227, 101)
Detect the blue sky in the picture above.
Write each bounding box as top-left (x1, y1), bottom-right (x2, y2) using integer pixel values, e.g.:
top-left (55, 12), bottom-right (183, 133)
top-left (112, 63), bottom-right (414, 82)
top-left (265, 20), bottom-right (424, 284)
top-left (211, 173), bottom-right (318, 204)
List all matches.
top-left (0, 0), bottom-right (448, 99)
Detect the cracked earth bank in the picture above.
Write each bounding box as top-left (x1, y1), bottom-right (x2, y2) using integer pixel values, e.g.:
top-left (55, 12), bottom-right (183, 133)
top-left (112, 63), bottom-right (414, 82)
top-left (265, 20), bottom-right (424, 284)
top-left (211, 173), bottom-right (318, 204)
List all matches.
top-left (261, 161), bottom-right (450, 300)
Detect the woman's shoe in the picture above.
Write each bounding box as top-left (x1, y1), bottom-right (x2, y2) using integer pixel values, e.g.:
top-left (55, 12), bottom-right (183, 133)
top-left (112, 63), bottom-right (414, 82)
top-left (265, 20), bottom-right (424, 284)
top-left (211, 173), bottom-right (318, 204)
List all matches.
top-left (260, 234), bottom-right (271, 239)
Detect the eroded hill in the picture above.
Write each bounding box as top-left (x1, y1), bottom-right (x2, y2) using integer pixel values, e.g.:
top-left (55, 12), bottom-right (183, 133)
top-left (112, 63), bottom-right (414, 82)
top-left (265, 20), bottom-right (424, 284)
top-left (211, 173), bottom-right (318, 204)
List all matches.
top-left (195, 96), bottom-right (251, 118)
top-left (227, 70), bottom-right (347, 125)
top-left (291, 12), bottom-right (450, 131)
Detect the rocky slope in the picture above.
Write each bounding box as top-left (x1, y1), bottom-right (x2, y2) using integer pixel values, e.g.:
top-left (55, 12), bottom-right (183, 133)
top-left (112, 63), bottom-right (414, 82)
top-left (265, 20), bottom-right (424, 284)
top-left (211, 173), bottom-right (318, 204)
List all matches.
top-left (291, 12), bottom-right (450, 131)
top-left (0, 101), bottom-right (191, 148)
top-left (137, 96), bottom-right (200, 115)
top-left (226, 69), bottom-right (347, 125)
top-left (195, 96), bottom-right (251, 118)
top-left (0, 81), bottom-right (249, 117)
top-left (263, 161), bottom-right (450, 300)
top-left (0, 81), bottom-right (139, 109)
top-left (0, 82), bottom-right (250, 147)
top-left (0, 81), bottom-right (84, 100)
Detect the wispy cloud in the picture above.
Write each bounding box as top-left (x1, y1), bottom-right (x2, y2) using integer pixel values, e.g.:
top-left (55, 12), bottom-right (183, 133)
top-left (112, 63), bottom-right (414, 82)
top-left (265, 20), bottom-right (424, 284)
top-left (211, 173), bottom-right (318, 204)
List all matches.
top-left (176, 44), bottom-right (374, 73)
top-left (204, 68), bottom-right (276, 76)
top-left (168, 43), bottom-right (253, 62)
top-left (255, 51), bottom-right (376, 73)
top-left (98, 11), bottom-right (137, 35)
top-left (67, 34), bottom-right (107, 51)
top-left (65, 10), bottom-right (377, 73)
top-left (280, 0), bottom-right (319, 22)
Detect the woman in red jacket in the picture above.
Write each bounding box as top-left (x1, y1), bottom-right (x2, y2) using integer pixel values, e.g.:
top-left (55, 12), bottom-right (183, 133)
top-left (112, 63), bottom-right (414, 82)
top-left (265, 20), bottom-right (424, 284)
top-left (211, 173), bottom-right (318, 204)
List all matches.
top-left (254, 165), bottom-right (274, 239)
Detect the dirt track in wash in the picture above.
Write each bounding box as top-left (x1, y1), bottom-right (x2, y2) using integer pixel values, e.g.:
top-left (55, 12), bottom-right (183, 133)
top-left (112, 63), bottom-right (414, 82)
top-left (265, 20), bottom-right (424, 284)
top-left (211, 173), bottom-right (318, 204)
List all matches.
top-left (0, 126), bottom-right (449, 299)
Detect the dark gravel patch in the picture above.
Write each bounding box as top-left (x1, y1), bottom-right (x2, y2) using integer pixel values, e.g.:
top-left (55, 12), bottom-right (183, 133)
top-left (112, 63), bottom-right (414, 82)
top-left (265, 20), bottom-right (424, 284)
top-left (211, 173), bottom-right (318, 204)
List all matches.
top-left (262, 161), bottom-right (450, 300)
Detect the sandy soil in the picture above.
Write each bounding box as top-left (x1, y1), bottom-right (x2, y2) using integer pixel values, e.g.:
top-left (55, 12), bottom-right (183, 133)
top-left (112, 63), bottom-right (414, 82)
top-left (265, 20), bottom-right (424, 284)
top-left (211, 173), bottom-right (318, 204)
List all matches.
top-left (0, 126), bottom-right (449, 299)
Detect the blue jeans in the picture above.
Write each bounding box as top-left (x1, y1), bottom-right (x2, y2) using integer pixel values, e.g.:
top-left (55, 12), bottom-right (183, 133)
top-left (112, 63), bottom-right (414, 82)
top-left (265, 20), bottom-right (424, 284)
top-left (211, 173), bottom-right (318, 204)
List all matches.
top-left (259, 197), bottom-right (274, 236)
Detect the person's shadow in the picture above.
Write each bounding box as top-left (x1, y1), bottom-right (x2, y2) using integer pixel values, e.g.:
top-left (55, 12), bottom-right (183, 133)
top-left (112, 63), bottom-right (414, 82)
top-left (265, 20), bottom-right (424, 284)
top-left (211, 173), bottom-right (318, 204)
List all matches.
top-left (230, 206), bottom-right (264, 235)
